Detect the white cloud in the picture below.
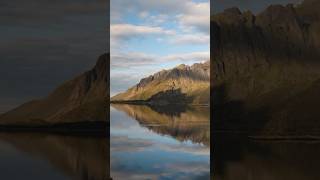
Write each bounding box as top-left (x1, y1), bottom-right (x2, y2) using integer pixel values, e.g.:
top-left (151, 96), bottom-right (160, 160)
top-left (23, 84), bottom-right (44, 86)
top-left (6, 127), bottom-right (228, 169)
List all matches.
top-left (147, 14), bottom-right (170, 26)
top-left (111, 0), bottom-right (190, 22)
top-left (111, 24), bottom-right (175, 38)
top-left (110, 51), bottom-right (157, 68)
top-left (111, 51), bottom-right (209, 69)
top-left (161, 51), bottom-right (210, 63)
top-left (171, 34), bottom-right (210, 45)
top-left (111, 24), bottom-right (175, 49)
top-left (139, 11), bottom-right (149, 18)
top-left (111, 0), bottom-right (210, 34)
top-left (110, 0), bottom-right (210, 48)
top-left (178, 2), bottom-right (210, 33)
top-left (178, 14), bottom-right (210, 33)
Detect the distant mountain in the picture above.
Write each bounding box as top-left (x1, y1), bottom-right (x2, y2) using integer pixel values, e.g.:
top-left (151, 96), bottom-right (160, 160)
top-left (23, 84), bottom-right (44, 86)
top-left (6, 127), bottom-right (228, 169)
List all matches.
top-left (111, 61), bottom-right (210, 105)
top-left (212, 0), bottom-right (320, 137)
top-left (0, 54), bottom-right (109, 127)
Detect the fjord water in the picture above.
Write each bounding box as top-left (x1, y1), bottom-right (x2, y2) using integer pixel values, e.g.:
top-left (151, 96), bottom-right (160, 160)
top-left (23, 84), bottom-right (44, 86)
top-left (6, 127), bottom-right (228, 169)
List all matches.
top-left (110, 104), bottom-right (210, 179)
top-left (213, 135), bottom-right (320, 180)
top-left (0, 133), bottom-right (109, 180)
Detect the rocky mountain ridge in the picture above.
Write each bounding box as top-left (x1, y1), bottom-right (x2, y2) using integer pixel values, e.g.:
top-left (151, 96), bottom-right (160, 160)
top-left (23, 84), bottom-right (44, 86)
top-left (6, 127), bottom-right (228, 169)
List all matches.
top-left (137, 61), bottom-right (209, 88)
top-left (111, 60), bottom-right (210, 105)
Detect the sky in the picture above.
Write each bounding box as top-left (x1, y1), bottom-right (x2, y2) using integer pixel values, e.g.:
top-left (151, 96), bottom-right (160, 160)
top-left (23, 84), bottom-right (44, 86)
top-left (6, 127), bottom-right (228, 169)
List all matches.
top-left (212, 0), bottom-right (303, 14)
top-left (110, 0), bottom-right (210, 96)
top-left (0, 0), bottom-right (108, 113)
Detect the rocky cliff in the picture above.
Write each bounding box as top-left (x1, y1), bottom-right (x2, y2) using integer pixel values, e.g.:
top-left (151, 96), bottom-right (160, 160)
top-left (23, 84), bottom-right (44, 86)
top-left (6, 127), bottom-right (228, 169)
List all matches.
top-left (0, 54), bottom-right (109, 127)
top-left (112, 61), bottom-right (210, 105)
top-left (212, 0), bottom-right (320, 137)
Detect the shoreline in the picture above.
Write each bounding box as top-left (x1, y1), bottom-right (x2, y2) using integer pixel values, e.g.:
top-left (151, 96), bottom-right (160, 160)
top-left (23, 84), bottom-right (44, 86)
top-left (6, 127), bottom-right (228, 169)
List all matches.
top-left (110, 100), bottom-right (210, 107)
top-left (213, 131), bottom-right (320, 141)
top-left (0, 121), bottom-right (108, 137)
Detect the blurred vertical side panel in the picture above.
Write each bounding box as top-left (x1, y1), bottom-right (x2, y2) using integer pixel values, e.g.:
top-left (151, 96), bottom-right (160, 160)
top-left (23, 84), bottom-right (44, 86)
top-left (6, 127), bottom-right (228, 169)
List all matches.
top-left (212, 0), bottom-right (320, 179)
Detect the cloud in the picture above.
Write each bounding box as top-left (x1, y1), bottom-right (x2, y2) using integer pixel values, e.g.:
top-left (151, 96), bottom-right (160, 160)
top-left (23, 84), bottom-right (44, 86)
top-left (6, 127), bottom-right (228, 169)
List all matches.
top-left (111, 24), bottom-right (175, 48)
top-left (110, 0), bottom-right (210, 48)
top-left (138, 11), bottom-right (149, 19)
top-left (111, 0), bottom-right (188, 22)
top-left (178, 14), bottom-right (210, 33)
top-left (161, 51), bottom-right (210, 63)
top-left (110, 72), bottom-right (144, 96)
top-left (171, 34), bottom-right (210, 45)
top-left (111, 51), bottom-right (209, 69)
top-left (145, 14), bottom-right (170, 26)
top-left (111, 0), bottom-right (210, 33)
top-left (111, 24), bottom-right (175, 38)
top-left (178, 1), bottom-right (210, 33)
top-left (110, 52), bottom-right (157, 68)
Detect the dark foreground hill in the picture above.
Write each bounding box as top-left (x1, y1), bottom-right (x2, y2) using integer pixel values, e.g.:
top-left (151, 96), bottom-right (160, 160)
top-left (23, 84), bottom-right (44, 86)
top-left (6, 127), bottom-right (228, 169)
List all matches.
top-left (212, 0), bottom-right (320, 138)
top-left (0, 54), bottom-right (109, 133)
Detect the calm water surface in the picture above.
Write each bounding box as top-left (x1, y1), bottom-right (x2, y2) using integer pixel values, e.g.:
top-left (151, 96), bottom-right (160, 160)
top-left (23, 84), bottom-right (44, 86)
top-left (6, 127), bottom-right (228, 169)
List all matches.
top-left (213, 135), bottom-right (320, 180)
top-left (1, 106), bottom-right (317, 180)
top-left (0, 133), bottom-right (109, 180)
top-left (110, 104), bottom-right (210, 180)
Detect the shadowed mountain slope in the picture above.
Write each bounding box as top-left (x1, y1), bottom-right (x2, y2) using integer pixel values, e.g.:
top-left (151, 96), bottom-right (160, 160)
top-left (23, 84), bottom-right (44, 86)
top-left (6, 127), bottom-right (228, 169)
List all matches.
top-left (112, 61), bottom-right (210, 105)
top-left (0, 54), bottom-right (109, 127)
top-left (212, 0), bottom-right (320, 137)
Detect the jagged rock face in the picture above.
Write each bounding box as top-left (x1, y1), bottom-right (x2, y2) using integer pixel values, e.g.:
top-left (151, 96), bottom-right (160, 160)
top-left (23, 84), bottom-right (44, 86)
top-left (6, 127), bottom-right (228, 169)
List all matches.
top-left (212, 1), bottom-right (320, 136)
top-left (137, 61), bottom-right (210, 88)
top-left (212, 1), bottom-right (320, 103)
top-left (0, 53), bottom-right (109, 125)
top-left (112, 61), bottom-right (210, 105)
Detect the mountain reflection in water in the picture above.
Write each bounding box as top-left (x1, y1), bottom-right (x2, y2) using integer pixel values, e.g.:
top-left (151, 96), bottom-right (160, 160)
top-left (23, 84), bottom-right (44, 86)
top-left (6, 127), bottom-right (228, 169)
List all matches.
top-left (213, 135), bottom-right (320, 180)
top-left (0, 133), bottom-right (109, 180)
top-left (110, 104), bottom-right (210, 180)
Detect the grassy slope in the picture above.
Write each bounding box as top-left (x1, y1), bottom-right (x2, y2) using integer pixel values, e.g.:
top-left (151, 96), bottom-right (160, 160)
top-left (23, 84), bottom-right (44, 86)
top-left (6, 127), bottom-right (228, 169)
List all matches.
top-left (112, 78), bottom-right (209, 105)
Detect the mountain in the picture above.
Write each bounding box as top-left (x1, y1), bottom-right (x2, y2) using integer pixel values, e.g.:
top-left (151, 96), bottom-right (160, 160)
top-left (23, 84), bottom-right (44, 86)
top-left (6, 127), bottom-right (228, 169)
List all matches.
top-left (0, 53), bottom-right (109, 128)
top-left (212, 0), bottom-right (320, 137)
top-left (111, 61), bottom-right (210, 105)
